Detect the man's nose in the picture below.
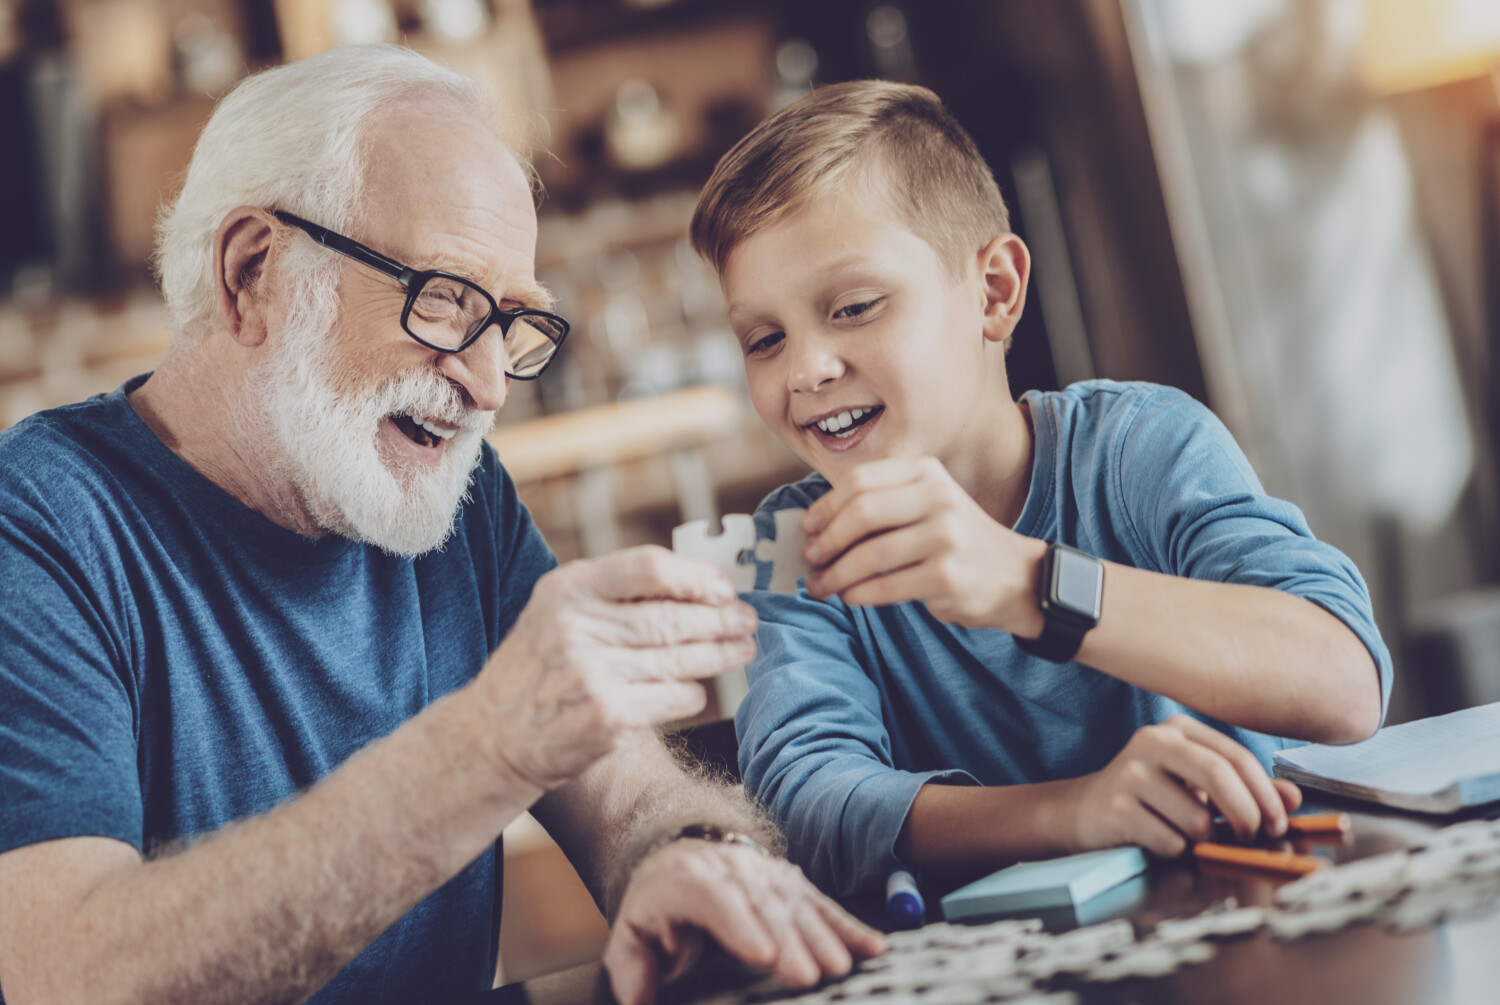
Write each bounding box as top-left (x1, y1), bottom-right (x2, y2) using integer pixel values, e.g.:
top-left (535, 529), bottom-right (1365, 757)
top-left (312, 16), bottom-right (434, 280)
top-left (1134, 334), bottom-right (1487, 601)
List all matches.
top-left (434, 325), bottom-right (509, 413)
top-left (787, 330), bottom-right (844, 394)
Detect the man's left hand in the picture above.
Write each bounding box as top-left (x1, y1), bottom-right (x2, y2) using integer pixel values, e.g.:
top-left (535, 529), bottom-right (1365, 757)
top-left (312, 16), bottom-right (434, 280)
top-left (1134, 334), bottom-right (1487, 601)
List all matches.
top-left (603, 839), bottom-right (886, 1005)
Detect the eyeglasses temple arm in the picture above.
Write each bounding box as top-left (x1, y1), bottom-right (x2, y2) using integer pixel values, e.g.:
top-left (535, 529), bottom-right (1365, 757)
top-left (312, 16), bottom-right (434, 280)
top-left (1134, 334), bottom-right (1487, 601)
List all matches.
top-left (271, 210), bottom-right (414, 287)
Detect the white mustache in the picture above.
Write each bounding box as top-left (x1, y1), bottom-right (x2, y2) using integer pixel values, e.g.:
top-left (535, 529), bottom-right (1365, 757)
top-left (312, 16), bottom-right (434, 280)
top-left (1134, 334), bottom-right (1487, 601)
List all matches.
top-left (369, 367), bottom-right (494, 436)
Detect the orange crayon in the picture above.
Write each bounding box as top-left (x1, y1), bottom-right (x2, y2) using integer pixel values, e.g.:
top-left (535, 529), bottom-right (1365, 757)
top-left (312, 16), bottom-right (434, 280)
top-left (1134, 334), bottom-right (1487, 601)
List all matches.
top-left (1193, 842), bottom-right (1328, 877)
top-left (1284, 812), bottom-right (1352, 836)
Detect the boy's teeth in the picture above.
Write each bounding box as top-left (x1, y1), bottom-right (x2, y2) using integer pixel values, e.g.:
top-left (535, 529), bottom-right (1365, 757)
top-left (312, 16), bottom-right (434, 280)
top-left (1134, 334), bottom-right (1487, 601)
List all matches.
top-left (816, 408), bottom-right (866, 434)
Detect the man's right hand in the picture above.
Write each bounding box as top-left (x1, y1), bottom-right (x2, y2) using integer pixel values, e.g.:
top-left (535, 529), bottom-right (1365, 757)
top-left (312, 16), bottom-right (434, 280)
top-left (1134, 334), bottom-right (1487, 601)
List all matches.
top-left (1069, 714), bottom-right (1303, 856)
top-left (477, 546), bottom-right (757, 791)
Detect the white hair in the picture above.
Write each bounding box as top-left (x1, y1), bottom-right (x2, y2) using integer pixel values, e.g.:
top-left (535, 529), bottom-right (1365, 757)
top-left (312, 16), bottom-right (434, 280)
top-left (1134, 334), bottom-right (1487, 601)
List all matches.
top-left (154, 45), bottom-right (523, 337)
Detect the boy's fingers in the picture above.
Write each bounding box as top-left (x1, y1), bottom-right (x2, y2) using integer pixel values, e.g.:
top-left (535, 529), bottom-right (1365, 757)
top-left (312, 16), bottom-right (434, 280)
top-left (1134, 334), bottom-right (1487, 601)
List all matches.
top-left (807, 523), bottom-right (929, 598)
top-left (1134, 770), bottom-right (1215, 843)
top-left (1272, 778), bottom-right (1304, 813)
top-left (1128, 801), bottom-right (1192, 858)
top-left (1154, 735), bottom-right (1263, 840)
top-left (806, 485), bottom-right (931, 568)
top-left (805, 459), bottom-right (927, 532)
top-left (1167, 717), bottom-right (1288, 836)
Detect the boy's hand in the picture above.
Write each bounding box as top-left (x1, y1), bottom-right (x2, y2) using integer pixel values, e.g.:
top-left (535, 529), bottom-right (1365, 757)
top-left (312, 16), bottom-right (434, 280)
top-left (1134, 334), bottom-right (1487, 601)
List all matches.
top-left (801, 457), bottom-right (1046, 632)
top-left (1070, 715), bottom-right (1303, 856)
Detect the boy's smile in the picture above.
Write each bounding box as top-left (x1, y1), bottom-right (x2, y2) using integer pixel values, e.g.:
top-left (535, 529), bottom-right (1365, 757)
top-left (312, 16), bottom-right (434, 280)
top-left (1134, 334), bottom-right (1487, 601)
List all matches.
top-left (720, 189), bottom-right (1029, 507)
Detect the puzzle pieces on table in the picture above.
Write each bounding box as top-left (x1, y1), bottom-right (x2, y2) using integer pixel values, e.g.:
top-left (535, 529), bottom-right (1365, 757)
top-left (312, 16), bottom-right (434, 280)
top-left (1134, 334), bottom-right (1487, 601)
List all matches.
top-left (673, 508), bottom-right (810, 594)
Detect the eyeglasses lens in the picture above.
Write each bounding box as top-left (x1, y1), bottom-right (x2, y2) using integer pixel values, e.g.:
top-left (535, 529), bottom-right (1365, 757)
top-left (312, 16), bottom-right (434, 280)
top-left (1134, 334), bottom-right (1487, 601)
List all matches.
top-left (504, 316), bottom-right (564, 378)
top-left (408, 275), bottom-right (490, 350)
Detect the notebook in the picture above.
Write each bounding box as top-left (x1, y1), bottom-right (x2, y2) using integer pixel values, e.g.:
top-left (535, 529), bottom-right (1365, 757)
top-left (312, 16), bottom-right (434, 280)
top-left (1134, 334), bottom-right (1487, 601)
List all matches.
top-left (1272, 701), bottom-right (1500, 814)
top-left (940, 846), bottom-right (1148, 922)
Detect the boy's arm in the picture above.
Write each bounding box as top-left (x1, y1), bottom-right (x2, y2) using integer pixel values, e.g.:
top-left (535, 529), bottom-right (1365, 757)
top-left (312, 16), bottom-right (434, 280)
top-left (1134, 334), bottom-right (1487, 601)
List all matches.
top-left (736, 591), bottom-right (980, 895)
top-left (802, 395), bottom-right (1387, 746)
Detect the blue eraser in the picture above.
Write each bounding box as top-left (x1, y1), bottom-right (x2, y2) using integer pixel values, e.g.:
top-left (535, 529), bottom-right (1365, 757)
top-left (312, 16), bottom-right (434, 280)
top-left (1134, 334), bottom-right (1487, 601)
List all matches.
top-left (940, 846), bottom-right (1148, 922)
top-left (886, 866), bottom-right (924, 927)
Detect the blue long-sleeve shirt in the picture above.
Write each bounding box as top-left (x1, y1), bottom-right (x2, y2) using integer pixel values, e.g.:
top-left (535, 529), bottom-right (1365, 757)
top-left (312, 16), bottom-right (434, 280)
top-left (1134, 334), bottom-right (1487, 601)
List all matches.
top-left (736, 381), bottom-right (1392, 896)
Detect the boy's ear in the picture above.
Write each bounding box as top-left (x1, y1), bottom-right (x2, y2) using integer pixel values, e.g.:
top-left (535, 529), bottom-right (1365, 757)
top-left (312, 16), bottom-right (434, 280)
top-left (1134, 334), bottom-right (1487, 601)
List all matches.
top-left (976, 233), bottom-right (1031, 345)
top-left (214, 206), bottom-right (279, 348)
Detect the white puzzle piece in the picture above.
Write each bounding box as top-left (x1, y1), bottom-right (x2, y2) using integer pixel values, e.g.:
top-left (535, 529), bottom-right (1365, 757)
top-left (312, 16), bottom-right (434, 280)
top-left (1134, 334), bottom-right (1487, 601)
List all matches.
top-left (672, 514), bottom-right (758, 593)
top-left (754, 508), bottom-right (810, 594)
top-left (673, 509), bottom-right (809, 594)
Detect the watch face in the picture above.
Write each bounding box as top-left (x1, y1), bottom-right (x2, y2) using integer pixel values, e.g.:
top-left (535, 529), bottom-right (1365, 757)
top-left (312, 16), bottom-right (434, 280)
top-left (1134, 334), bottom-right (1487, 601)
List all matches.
top-left (1053, 547), bottom-right (1102, 617)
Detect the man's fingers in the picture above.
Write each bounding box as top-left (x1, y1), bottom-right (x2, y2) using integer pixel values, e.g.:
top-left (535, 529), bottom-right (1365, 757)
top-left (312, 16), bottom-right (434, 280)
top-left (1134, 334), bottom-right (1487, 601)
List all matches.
top-left (601, 598), bottom-right (758, 649)
top-left (793, 900), bottom-right (854, 978)
top-left (603, 926), bottom-right (659, 1005)
top-left (587, 546), bottom-right (739, 604)
top-left (1166, 717), bottom-right (1288, 836)
top-left (614, 681), bottom-right (711, 727)
top-left (616, 637), bottom-right (756, 685)
top-left (812, 896), bottom-right (887, 959)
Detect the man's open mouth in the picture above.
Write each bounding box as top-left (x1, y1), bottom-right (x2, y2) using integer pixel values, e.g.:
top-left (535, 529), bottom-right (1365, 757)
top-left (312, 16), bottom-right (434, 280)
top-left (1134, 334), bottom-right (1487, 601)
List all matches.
top-left (390, 413), bottom-right (456, 449)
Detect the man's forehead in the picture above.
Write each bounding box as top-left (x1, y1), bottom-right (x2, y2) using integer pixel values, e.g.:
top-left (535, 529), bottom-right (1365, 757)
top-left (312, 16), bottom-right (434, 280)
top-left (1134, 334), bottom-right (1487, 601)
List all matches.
top-left (360, 101), bottom-right (542, 303)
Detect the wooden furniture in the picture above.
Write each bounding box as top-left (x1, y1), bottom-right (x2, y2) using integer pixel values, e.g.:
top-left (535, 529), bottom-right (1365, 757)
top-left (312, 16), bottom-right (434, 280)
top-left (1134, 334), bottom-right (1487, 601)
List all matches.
top-left (472, 803), bottom-right (1500, 1005)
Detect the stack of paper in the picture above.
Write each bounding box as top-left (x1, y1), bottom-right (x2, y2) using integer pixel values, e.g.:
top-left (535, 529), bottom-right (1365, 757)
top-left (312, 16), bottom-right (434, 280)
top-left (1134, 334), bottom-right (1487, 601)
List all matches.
top-left (1273, 701), bottom-right (1500, 813)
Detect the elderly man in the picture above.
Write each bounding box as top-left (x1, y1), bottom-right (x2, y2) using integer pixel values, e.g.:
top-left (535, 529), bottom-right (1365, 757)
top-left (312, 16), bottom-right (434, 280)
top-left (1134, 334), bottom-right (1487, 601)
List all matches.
top-left (0, 46), bottom-right (882, 1005)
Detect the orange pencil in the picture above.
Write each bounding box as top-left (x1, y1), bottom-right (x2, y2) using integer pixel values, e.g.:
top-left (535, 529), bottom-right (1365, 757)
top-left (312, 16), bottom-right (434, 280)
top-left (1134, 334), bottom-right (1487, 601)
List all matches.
top-left (1284, 812), bottom-right (1352, 836)
top-left (1193, 842), bottom-right (1328, 877)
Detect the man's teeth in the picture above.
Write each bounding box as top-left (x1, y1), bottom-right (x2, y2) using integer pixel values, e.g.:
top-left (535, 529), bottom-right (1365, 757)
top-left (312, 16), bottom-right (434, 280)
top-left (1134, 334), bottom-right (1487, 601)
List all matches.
top-left (412, 416), bottom-right (456, 441)
top-left (815, 408), bottom-right (871, 435)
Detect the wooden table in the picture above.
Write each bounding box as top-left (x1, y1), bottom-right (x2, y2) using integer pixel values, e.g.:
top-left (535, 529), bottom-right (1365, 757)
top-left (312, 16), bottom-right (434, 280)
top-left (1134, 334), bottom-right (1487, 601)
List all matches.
top-left (472, 802), bottom-right (1500, 1005)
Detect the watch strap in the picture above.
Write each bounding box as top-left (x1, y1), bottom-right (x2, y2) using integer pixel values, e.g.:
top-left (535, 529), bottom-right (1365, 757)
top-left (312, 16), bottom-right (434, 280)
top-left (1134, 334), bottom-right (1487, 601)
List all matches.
top-left (1014, 616), bottom-right (1090, 663)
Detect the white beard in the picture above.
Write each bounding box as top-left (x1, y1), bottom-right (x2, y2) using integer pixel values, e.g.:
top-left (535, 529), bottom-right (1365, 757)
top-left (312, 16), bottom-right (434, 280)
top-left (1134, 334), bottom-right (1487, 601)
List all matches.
top-left (254, 271), bottom-right (494, 557)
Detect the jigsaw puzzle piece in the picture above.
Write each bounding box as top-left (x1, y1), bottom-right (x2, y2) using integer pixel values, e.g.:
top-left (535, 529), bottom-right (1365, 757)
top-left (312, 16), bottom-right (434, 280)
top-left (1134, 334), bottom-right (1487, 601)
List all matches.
top-left (753, 508), bottom-right (810, 594)
top-left (673, 514), bottom-right (758, 592)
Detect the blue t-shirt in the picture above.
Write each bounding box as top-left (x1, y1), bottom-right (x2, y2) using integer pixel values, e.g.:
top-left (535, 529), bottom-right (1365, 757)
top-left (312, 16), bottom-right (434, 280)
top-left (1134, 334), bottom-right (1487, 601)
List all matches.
top-left (0, 375), bottom-right (557, 1002)
top-left (737, 381), bottom-right (1392, 896)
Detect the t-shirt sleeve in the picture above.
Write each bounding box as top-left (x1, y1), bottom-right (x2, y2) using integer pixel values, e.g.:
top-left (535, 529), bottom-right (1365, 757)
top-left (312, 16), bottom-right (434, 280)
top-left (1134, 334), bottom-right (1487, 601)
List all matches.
top-left (0, 510), bottom-right (142, 856)
top-left (737, 590), bottom-right (977, 896)
top-left (1107, 388), bottom-right (1393, 721)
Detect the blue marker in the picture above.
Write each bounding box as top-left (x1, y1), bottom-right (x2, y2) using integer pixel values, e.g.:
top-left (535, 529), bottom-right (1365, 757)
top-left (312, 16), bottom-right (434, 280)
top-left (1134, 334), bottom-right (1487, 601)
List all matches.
top-left (886, 865), bottom-right (924, 928)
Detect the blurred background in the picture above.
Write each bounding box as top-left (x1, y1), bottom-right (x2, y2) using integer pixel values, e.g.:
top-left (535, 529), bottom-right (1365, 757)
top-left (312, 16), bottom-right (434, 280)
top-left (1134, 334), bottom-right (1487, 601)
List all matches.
top-left (2, 0), bottom-right (1499, 983)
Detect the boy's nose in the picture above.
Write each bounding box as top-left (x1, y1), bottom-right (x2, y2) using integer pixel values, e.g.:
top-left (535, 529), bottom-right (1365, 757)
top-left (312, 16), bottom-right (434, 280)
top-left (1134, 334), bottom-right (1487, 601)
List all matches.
top-left (787, 334), bottom-right (845, 394)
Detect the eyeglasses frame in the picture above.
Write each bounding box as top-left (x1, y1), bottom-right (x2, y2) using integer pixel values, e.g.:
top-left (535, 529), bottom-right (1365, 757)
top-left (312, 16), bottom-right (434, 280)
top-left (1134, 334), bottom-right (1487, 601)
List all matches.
top-left (270, 209), bottom-right (569, 380)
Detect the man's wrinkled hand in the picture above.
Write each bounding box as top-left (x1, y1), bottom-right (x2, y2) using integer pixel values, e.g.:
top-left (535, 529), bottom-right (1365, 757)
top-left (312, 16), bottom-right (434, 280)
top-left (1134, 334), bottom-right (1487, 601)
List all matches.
top-left (603, 840), bottom-right (886, 1005)
top-left (477, 547), bottom-right (757, 793)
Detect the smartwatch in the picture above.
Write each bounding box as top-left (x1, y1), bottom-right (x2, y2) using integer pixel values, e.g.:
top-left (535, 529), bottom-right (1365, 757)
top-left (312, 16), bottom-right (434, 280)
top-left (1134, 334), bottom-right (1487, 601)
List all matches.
top-left (1015, 541), bottom-right (1103, 663)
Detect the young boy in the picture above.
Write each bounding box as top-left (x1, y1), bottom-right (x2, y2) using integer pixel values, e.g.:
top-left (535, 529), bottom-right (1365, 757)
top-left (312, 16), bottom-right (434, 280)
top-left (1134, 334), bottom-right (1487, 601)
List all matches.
top-left (689, 81), bottom-right (1391, 896)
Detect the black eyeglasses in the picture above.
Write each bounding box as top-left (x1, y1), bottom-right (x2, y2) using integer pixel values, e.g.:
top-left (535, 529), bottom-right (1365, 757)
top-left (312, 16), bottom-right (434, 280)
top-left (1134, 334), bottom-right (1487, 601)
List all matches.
top-left (271, 210), bottom-right (569, 380)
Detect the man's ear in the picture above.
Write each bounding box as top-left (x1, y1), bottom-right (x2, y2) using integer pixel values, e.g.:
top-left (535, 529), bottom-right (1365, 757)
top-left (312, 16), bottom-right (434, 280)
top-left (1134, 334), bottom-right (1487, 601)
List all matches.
top-left (214, 207), bottom-right (279, 347)
top-left (976, 233), bottom-right (1031, 345)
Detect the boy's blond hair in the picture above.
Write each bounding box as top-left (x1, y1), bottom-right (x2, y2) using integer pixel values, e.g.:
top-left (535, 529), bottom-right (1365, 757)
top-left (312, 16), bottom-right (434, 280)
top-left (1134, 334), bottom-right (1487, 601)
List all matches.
top-left (691, 80), bottom-right (1010, 278)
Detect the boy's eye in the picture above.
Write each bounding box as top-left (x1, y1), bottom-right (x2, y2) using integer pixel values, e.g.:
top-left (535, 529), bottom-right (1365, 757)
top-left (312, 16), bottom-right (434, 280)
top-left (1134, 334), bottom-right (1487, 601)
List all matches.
top-left (834, 299), bottom-right (881, 321)
top-left (746, 331), bottom-right (785, 356)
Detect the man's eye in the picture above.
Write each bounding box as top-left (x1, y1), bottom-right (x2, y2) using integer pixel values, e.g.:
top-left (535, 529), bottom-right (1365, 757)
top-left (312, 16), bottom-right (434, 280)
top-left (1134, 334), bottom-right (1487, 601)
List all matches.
top-left (746, 331), bottom-right (785, 356)
top-left (834, 299), bottom-right (880, 320)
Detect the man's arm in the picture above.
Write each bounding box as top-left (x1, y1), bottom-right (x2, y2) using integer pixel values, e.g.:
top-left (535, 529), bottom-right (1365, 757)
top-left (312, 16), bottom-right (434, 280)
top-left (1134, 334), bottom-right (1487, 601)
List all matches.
top-left (0, 684), bottom-right (536, 1005)
top-left (533, 730), bottom-right (885, 1005)
top-left (0, 548), bottom-right (755, 1005)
